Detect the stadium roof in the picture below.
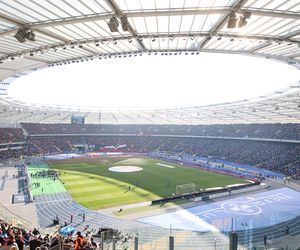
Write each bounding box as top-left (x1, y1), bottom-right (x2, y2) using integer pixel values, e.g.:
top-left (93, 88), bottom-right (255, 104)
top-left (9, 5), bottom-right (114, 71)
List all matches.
top-left (0, 0), bottom-right (300, 125)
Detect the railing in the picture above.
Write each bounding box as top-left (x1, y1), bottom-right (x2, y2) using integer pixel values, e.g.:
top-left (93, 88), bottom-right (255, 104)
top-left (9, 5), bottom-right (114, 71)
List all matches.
top-left (0, 200), bottom-right (31, 230)
top-left (0, 201), bottom-right (53, 236)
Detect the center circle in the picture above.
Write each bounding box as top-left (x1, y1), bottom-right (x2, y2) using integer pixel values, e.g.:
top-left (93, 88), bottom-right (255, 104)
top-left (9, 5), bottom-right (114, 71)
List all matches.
top-left (109, 166), bottom-right (143, 173)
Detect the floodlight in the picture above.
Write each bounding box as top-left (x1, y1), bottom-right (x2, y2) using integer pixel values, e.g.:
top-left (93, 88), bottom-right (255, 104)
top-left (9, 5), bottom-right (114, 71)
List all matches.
top-left (227, 13), bottom-right (238, 28)
top-left (108, 17), bottom-right (119, 32)
top-left (25, 30), bottom-right (36, 41)
top-left (237, 12), bottom-right (251, 28)
top-left (237, 17), bottom-right (247, 28)
top-left (14, 29), bottom-right (27, 43)
top-left (14, 27), bottom-right (36, 43)
top-left (120, 16), bottom-right (129, 32)
top-left (244, 11), bottom-right (251, 19)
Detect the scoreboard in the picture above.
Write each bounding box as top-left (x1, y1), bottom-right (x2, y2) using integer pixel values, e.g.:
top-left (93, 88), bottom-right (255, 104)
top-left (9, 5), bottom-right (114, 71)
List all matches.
top-left (71, 115), bottom-right (85, 125)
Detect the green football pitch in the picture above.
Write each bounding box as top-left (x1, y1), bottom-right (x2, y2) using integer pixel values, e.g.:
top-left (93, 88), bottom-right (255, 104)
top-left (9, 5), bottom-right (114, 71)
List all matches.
top-left (28, 164), bottom-right (66, 196)
top-left (43, 156), bottom-right (249, 210)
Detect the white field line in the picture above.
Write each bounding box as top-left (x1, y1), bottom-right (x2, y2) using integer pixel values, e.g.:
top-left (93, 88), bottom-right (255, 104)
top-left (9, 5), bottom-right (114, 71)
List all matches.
top-left (156, 163), bottom-right (175, 169)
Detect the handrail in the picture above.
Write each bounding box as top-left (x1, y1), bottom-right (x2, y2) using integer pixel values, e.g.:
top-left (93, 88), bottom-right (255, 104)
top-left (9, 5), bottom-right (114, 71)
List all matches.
top-left (0, 201), bottom-right (32, 229)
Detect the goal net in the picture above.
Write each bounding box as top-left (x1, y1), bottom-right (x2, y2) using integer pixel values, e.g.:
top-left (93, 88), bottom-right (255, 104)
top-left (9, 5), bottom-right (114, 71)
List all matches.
top-left (176, 183), bottom-right (197, 195)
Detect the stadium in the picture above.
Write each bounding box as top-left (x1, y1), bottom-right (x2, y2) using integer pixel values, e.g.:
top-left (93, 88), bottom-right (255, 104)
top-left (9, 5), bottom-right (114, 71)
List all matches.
top-left (0, 0), bottom-right (300, 250)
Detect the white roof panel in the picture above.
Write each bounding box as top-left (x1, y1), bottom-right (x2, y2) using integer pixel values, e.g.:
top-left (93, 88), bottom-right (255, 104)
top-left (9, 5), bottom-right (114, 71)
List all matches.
top-left (0, 0), bottom-right (299, 124)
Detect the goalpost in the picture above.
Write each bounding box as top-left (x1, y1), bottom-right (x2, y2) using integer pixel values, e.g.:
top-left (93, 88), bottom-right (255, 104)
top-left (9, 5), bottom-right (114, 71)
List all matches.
top-left (176, 183), bottom-right (197, 195)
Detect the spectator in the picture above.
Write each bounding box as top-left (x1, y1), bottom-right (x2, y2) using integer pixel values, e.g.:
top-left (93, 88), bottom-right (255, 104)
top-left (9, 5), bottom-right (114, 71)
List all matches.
top-left (15, 235), bottom-right (24, 250)
top-left (4, 235), bottom-right (19, 250)
top-left (74, 232), bottom-right (86, 250)
top-left (28, 235), bottom-right (43, 250)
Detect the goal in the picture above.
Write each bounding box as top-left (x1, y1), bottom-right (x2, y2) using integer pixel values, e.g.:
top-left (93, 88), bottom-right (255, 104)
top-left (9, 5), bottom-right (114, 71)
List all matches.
top-left (176, 183), bottom-right (197, 195)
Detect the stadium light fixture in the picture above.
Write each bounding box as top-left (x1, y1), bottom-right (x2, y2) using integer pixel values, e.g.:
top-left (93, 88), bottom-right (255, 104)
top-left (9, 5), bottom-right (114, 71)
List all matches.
top-left (25, 29), bottom-right (36, 41)
top-left (108, 17), bottom-right (119, 32)
top-left (120, 16), bottom-right (129, 32)
top-left (14, 28), bottom-right (27, 43)
top-left (227, 13), bottom-right (238, 29)
top-left (227, 11), bottom-right (251, 29)
top-left (14, 27), bottom-right (36, 43)
top-left (237, 12), bottom-right (251, 28)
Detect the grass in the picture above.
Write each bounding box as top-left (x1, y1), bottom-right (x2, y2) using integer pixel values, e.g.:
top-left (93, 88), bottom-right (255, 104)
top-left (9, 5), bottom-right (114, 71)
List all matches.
top-left (45, 156), bottom-right (248, 210)
top-left (28, 164), bottom-right (66, 196)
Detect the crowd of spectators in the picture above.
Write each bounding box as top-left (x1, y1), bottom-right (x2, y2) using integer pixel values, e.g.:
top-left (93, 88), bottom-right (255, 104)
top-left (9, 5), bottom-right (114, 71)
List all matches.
top-left (21, 123), bottom-right (300, 141)
top-left (0, 127), bottom-right (25, 160)
top-left (0, 219), bottom-right (101, 250)
top-left (0, 128), bottom-right (25, 144)
top-left (22, 135), bottom-right (300, 179)
top-left (0, 219), bottom-right (134, 250)
top-left (1, 123), bottom-right (300, 179)
top-left (0, 148), bottom-right (23, 161)
top-left (26, 138), bottom-right (71, 156)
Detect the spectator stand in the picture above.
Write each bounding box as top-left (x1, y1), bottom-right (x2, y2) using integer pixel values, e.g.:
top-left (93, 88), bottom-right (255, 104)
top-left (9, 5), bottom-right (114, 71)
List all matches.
top-left (20, 122), bottom-right (300, 180)
top-left (199, 157), bottom-right (285, 180)
top-left (150, 151), bottom-right (285, 181)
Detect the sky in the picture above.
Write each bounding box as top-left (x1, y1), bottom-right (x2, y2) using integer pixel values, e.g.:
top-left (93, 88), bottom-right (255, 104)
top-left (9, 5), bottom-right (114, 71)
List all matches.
top-left (7, 53), bottom-right (300, 109)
